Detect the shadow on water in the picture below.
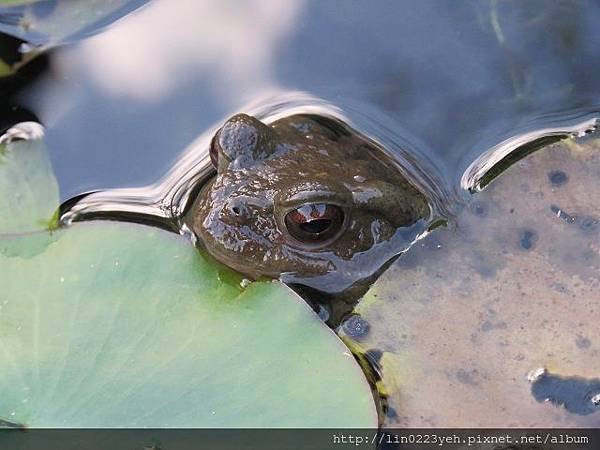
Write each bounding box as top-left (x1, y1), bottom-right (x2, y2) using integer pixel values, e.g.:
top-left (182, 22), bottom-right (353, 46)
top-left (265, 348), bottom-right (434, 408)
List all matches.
top-left (0, 32), bottom-right (48, 133)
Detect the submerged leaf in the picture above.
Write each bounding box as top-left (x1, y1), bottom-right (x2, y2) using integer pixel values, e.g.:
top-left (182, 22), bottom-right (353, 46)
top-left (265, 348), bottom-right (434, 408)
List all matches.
top-left (354, 135), bottom-right (600, 427)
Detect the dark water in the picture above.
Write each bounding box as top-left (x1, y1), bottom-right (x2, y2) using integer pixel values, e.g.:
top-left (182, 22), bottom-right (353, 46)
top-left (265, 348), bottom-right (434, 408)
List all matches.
top-left (531, 369), bottom-right (600, 416)
top-left (5, 0), bottom-right (599, 202)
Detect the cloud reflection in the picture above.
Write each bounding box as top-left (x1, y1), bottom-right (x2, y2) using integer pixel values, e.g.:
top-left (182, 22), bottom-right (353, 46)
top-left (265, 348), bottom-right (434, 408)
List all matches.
top-left (62, 0), bottom-right (304, 102)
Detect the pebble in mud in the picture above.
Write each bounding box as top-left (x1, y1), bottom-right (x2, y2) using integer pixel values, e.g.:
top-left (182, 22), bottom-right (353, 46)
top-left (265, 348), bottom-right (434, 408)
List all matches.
top-left (519, 229), bottom-right (538, 250)
top-left (341, 314), bottom-right (370, 338)
top-left (548, 170), bottom-right (569, 187)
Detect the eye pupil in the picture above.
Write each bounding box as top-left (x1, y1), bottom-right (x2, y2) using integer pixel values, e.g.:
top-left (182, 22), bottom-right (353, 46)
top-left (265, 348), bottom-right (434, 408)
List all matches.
top-left (284, 204), bottom-right (344, 244)
top-left (299, 219), bottom-right (332, 234)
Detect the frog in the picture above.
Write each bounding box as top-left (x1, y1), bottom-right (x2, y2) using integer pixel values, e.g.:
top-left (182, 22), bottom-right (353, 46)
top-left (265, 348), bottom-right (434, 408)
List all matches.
top-left (185, 113), bottom-right (431, 305)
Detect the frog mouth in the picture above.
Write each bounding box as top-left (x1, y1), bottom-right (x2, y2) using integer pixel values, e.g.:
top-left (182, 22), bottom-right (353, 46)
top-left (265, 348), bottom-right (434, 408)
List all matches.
top-left (200, 223), bottom-right (336, 282)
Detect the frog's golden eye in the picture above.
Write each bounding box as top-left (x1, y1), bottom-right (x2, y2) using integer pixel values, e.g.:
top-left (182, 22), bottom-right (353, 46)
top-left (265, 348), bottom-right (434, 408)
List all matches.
top-left (284, 204), bottom-right (344, 243)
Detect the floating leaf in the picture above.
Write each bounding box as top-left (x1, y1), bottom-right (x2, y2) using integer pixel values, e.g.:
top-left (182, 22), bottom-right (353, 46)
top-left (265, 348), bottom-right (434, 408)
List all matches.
top-left (0, 122), bottom-right (58, 234)
top-left (0, 123), bottom-right (377, 428)
top-left (353, 135), bottom-right (600, 427)
top-left (0, 1), bottom-right (37, 6)
top-left (0, 0), bottom-right (150, 47)
top-left (0, 1), bottom-right (38, 5)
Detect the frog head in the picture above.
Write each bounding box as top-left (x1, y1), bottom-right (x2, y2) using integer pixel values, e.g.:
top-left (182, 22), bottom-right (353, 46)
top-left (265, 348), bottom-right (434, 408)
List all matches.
top-left (188, 113), bottom-right (430, 295)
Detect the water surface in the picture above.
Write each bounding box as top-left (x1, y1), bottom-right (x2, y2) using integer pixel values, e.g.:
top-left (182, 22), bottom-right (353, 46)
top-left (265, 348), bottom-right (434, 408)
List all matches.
top-left (10, 0), bottom-right (600, 201)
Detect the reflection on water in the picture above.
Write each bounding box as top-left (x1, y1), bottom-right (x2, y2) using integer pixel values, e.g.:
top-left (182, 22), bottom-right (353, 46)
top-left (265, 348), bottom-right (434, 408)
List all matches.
top-left (462, 114), bottom-right (598, 192)
top-left (17, 0), bottom-right (600, 201)
top-left (530, 368), bottom-right (600, 416)
top-left (72, 0), bottom-right (304, 101)
top-left (59, 92), bottom-right (448, 233)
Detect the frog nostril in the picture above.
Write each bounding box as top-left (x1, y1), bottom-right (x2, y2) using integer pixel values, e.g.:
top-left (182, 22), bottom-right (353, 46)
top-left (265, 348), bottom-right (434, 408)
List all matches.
top-left (226, 200), bottom-right (247, 219)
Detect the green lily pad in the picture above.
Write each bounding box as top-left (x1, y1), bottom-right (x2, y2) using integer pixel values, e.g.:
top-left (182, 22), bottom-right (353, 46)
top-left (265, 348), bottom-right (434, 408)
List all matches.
top-left (352, 134), bottom-right (600, 427)
top-left (0, 122), bottom-right (58, 234)
top-left (0, 127), bottom-right (377, 427)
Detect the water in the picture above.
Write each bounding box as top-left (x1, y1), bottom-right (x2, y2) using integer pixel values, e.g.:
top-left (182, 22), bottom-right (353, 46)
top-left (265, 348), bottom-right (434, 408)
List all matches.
top-left (3, 0), bottom-right (600, 429)
top-left (7, 0), bottom-right (599, 201)
top-left (530, 369), bottom-right (600, 416)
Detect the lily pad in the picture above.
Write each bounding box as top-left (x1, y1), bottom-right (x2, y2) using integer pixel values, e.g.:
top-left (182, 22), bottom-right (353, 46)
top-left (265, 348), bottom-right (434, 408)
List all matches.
top-left (0, 0), bottom-right (150, 47)
top-left (0, 122), bottom-right (58, 234)
top-left (0, 127), bottom-right (377, 427)
top-left (352, 134), bottom-right (600, 427)
top-left (0, 1), bottom-right (37, 6)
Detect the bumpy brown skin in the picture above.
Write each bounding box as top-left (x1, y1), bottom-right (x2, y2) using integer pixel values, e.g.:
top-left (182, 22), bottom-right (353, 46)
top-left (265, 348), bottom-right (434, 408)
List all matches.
top-left (187, 113), bottom-right (429, 296)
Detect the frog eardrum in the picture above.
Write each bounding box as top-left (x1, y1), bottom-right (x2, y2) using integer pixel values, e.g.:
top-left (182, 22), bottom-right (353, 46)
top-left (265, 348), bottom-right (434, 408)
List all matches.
top-left (188, 113), bottom-right (431, 295)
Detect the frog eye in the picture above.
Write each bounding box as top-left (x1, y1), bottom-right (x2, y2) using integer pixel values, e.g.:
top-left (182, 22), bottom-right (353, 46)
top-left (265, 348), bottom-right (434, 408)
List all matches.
top-left (209, 134), bottom-right (219, 168)
top-left (209, 114), bottom-right (276, 171)
top-left (284, 204), bottom-right (345, 244)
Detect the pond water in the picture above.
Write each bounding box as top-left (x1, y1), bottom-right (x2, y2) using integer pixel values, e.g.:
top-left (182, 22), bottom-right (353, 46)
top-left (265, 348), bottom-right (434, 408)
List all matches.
top-left (2, 0), bottom-right (600, 429)
top-left (7, 0), bottom-right (599, 200)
